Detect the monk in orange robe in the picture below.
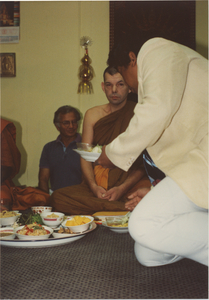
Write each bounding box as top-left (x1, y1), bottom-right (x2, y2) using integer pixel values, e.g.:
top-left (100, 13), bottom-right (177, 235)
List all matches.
top-left (1, 118), bottom-right (21, 209)
top-left (51, 67), bottom-right (151, 215)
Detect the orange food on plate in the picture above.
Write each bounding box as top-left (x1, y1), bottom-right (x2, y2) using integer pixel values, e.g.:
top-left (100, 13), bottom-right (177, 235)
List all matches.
top-left (65, 216), bottom-right (91, 226)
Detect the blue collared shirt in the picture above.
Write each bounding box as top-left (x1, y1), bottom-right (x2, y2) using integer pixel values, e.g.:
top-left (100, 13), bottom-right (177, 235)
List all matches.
top-left (39, 133), bottom-right (82, 191)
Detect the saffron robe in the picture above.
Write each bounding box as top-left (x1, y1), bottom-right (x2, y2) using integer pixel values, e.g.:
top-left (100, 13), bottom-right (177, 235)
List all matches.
top-left (50, 101), bottom-right (150, 215)
top-left (1, 118), bottom-right (50, 211)
top-left (1, 118), bottom-right (21, 208)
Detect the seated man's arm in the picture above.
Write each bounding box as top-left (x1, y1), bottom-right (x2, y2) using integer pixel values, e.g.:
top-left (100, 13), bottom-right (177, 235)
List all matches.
top-left (81, 108), bottom-right (107, 198)
top-left (38, 168), bottom-right (50, 193)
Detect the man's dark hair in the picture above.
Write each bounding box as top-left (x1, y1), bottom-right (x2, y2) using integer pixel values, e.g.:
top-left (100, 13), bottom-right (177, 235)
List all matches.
top-left (103, 66), bottom-right (119, 81)
top-left (107, 38), bottom-right (148, 69)
top-left (53, 105), bottom-right (81, 125)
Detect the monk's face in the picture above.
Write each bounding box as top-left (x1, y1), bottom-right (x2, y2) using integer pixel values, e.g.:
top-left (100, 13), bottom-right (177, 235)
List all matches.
top-left (102, 72), bottom-right (130, 106)
top-left (55, 112), bottom-right (78, 139)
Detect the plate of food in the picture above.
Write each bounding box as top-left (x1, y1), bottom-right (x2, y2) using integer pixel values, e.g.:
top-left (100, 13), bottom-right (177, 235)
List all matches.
top-left (93, 211), bottom-right (130, 225)
top-left (73, 143), bottom-right (102, 162)
top-left (102, 212), bottom-right (131, 233)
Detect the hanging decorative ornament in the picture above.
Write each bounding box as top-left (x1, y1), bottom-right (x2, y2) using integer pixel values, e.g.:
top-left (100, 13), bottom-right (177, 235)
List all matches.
top-left (77, 36), bottom-right (95, 94)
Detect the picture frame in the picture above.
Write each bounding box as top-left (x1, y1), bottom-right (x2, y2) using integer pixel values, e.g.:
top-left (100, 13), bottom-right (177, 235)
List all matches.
top-left (0, 53), bottom-right (16, 77)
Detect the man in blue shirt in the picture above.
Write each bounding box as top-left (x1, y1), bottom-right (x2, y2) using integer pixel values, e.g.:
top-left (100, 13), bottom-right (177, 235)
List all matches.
top-left (38, 105), bottom-right (82, 194)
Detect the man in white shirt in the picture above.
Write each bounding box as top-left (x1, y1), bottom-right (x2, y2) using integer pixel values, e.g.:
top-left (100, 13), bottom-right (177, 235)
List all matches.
top-left (97, 38), bottom-right (208, 267)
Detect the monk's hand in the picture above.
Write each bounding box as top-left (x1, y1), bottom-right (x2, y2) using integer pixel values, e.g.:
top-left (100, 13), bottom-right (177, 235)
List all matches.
top-left (92, 185), bottom-right (107, 199)
top-left (102, 186), bottom-right (123, 202)
top-left (125, 187), bottom-right (151, 211)
top-left (95, 145), bottom-right (116, 169)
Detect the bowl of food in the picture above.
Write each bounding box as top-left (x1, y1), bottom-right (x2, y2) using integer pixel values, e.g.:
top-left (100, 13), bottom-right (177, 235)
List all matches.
top-left (0, 210), bottom-right (22, 226)
top-left (40, 212), bottom-right (65, 228)
top-left (15, 223), bottom-right (53, 240)
top-left (105, 216), bottom-right (128, 226)
top-left (73, 143), bottom-right (102, 162)
top-left (62, 215), bottom-right (94, 233)
top-left (0, 227), bottom-right (16, 240)
top-left (104, 216), bottom-right (129, 233)
top-left (31, 206), bottom-right (52, 214)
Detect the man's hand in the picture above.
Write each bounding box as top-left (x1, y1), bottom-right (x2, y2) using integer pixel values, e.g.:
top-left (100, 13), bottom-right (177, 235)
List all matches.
top-left (95, 145), bottom-right (116, 169)
top-left (125, 187), bottom-right (151, 211)
top-left (101, 186), bottom-right (123, 202)
top-left (91, 184), bottom-right (108, 199)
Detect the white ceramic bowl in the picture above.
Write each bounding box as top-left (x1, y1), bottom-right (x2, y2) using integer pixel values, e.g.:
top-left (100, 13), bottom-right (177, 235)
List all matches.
top-left (0, 211), bottom-right (22, 226)
top-left (40, 212), bottom-right (65, 228)
top-left (105, 216), bottom-right (127, 227)
top-left (62, 216), bottom-right (94, 233)
top-left (103, 217), bottom-right (129, 234)
top-left (0, 227), bottom-right (16, 240)
top-left (31, 206), bottom-right (52, 214)
top-left (73, 143), bottom-right (101, 162)
top-left (15, 225), bottom-right (53, 240)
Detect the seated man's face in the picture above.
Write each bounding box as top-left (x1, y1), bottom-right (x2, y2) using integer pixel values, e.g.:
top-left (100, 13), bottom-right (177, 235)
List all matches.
top-left (56, 112), bottom-right (78, 139)
top-left (102, 72), bottom-right (130, 106)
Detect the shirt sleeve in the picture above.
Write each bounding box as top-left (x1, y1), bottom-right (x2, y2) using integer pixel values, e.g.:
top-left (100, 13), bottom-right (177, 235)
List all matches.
top-left (39, 144), bottom-right (50, 169)
top-left (106, 38), bottom-right (190, 171)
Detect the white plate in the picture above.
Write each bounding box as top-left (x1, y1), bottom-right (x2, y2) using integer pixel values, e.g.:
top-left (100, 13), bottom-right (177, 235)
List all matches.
top-left (0, 222), bottom-right (97, 247)
top-left (73, 149), bottom-right (101, 162)
top-left (102, 222), bottom-right (129, 233)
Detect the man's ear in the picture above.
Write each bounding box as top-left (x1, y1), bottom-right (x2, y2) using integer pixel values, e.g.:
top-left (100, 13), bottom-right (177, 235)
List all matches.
top-left (101, 82), bottom-right (105, 92)
top-left (129, 52), bottom-right (137, 66)
top-left (55, 124), bottom-right (60, 132)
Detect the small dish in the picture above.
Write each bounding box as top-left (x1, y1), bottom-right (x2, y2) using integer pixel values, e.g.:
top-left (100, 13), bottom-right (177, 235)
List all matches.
top-left (0, 211), bottom-right (22, 226)
top-left (62, 215), bottom-right (94, 233)
top-left (40, 212), bottom-right (65, 228)
top-left (73, 143), bottom-right (102, 162)
top-left (103, 217), bottom-right (129, 234)
top-left (0, 227), bottom-right (16, 240)
top-left (31, 206), bottom-right (52, 214)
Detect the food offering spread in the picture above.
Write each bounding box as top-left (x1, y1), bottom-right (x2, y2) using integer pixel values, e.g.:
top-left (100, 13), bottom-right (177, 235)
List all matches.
top-left (0, 208), bottom-right (97, 247)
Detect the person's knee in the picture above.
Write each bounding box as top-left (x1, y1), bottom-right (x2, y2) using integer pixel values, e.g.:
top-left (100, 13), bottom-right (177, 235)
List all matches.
top-left (134, 242), bottom-right (183, 267)
top-left (128, 207), bottom-right (153, 246)
top-left (134, 242), bottom-right (159, 267)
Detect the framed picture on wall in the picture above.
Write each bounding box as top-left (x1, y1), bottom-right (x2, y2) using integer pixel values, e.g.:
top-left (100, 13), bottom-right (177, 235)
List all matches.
top-left (0, 53), bottom-right (16, 77)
